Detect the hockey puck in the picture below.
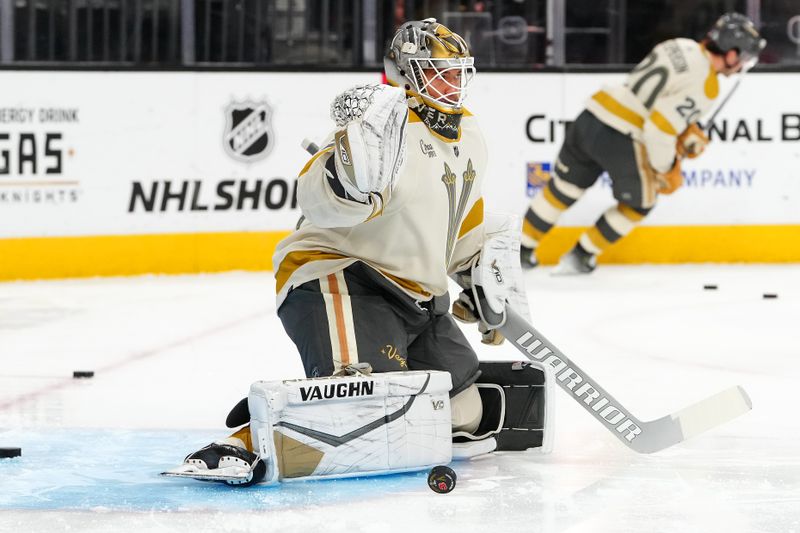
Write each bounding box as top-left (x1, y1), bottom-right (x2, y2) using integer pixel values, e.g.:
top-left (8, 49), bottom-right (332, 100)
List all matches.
top-left (73, 370), bottom-right (94, 378)
top-left (427, 465), bottom-right (457, 494)
top-left (0, 447), bottom-right (22, 459)
top-left (763, 293), bottom-right (778, 299)
top-left (703, 284), bottom-right (718, 290)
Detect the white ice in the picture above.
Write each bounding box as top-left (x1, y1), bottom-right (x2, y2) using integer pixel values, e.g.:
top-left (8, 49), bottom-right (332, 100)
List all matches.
top-left (1, 265), bottom-right (799, 533)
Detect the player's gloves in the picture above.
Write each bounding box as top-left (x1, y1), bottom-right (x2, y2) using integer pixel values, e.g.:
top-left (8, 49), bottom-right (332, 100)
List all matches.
top-left (656, 158), bottom-right (683, 195)
top-left (452, 289), bottom-right (505, 345)
top-left (330, 84), bottom-right (408, 203)
top-left (452, 230), bottom-right (518, 345)
top-left (676, 123), bottom-right (709, 159)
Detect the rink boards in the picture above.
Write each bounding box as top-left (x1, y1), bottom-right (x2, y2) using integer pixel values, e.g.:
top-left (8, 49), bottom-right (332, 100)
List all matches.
top-left (1, 71), bottom-right (799, 279)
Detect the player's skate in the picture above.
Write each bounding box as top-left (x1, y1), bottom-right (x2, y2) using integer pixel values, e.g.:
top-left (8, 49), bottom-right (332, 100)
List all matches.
top-left (161, 437), bottom-right (266, 487)
top-left (552, 244), bottom-right (596, 275)
top-left (520, 245), bottom-right (539, 269)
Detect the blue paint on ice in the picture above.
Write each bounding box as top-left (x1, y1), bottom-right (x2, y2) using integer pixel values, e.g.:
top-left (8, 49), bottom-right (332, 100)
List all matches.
top-left (0, 429), bottom-right (424, 511)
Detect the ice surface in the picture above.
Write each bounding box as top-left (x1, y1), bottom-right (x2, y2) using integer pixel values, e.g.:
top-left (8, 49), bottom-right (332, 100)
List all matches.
top-left (1, 266), bottom-right (798, 533)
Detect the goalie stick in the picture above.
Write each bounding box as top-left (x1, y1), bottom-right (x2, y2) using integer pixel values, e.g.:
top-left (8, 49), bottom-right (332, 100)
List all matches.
top-left (492, 306), bottom-right (751, 453)
top-left (300, 140), bottom-right (752, 454)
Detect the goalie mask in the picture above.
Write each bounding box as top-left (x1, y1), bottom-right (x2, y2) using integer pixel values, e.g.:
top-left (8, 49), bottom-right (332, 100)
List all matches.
top-left (384, 18), bottom-right (475, 111)
top-left (706, 12), bottom-right (766, 72)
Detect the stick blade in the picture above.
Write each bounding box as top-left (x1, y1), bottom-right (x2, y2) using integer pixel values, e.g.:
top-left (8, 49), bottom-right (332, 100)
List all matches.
top-left (674, 385), bottom-right (752, 441)
top-left (629, 386), bottom-right (751, 454)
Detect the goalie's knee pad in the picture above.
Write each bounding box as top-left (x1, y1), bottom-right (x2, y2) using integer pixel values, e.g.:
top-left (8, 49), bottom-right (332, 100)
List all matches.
top-left (248, 370), bottom-right (453, 483)
top-left (451, 384), bottom-right (483, 434)
top-left (454, 361), bottom-right (553, 454)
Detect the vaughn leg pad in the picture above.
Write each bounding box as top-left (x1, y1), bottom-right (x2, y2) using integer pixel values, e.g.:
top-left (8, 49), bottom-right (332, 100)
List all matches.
top-left (249, 370), bottom-right (453, 483)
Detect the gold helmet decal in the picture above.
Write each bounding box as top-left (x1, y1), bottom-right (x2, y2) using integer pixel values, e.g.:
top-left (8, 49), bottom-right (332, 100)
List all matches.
top-left (428, 23), bottom-right (470, 59)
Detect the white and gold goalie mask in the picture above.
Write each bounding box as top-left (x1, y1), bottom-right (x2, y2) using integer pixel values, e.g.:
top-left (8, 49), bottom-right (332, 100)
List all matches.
top-left (384, 18), bottom-right (475, 110)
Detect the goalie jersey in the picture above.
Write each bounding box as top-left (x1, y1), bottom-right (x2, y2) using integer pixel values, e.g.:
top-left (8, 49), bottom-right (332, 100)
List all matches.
top-left (274, 99), bottom-right (488, 308)
top-left (585, 38), bottom-right (719, 172)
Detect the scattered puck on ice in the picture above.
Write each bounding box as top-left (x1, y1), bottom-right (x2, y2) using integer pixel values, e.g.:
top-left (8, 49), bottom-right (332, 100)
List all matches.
top-left (763, 293), bottom-right (778, 299)
top-left (0, 447), bottom-right (22, 459)
top-left (427, 465), bottom-right (457, 494)
top-left (703, 284), bottom-right (718, 290)
top-left (73, 371), bottom-right (94, 378)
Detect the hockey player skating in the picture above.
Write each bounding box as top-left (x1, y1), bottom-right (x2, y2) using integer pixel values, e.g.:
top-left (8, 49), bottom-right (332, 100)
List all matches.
top-left (163, 18), bottom-right (549, 486)
top-left (520, 13), bottom-right (766, 274)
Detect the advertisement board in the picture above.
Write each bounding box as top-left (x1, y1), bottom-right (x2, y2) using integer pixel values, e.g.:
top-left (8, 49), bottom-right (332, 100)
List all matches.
top-left (1, 71), bottom-right (798, 279)
top-left (469, 72), bottom-right (800, 228)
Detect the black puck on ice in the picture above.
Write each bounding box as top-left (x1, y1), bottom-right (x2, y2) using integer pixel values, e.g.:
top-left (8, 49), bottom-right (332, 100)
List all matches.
top-left (427, 465), bottom-right (457, 494)
top-left (73, 370), bottom-right (94, 378)
top-left (763, 293), bottom-right (778, 299)
top-left (0, 447), bottom-right (22, 459)
top-left (703, 284), bottom-right (718, 290)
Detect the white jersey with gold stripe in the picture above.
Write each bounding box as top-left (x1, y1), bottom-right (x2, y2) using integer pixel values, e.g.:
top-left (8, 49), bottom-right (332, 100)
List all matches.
top-left (273, 100), bottom-right (487, 308)
top-left (585, 38), bottom-right (720, 172)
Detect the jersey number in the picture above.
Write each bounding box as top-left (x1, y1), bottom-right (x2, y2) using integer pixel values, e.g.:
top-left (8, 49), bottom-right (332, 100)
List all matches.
top-left (676, 96), bottom-right (701, 124)
top-left (630, 51), bottom-right (668, 109)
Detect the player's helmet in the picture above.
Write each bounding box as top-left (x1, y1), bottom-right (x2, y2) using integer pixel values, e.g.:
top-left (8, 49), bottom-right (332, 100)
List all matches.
top-left (706, 13), bottom-right (766, 71)
top-left (384, 18), bottom-right (475, 110)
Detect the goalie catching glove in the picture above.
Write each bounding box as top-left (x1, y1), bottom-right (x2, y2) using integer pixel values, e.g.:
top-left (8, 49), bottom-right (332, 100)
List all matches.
top-left (330, 84), bottom-right (409, 203)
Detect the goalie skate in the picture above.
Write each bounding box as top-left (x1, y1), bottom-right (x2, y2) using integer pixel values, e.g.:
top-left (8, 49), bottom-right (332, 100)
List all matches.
top-left (160, 442), bottom-right (266, 487)
top-left (161, 462), bottom-right (264, 486)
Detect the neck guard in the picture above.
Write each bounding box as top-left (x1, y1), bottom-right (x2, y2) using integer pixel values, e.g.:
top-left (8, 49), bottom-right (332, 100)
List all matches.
top-left (410, 99), bottom-right (463, 141)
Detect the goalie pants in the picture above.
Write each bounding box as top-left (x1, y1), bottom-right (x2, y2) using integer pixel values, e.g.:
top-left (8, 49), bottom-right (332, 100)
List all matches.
top-left (277, 261), bottom-right (481, 396)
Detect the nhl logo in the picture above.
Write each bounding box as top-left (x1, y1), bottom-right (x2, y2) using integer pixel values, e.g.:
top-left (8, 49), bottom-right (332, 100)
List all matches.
top-left (223, 100), bottom-right (273, 162)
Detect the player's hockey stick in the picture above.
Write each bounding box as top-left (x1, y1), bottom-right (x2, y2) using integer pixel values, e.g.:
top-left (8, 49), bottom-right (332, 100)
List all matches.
top-left (701, 74), bottom-right (742, 131)
top-left (496, 306), bottom-right (751, 453)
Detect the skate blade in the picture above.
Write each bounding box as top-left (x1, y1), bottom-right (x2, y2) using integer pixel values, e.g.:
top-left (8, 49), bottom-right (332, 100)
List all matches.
top-left (161, 464), bottom-right (252, 483)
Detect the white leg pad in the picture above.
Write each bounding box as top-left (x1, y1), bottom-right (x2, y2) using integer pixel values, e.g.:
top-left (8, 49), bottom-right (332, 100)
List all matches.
top-left (248, 370), bottom-right (453, 484)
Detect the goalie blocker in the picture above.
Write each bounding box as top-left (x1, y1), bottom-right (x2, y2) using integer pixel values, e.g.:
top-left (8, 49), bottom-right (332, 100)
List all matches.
top-left (205, 362), bottom-right (551, 485)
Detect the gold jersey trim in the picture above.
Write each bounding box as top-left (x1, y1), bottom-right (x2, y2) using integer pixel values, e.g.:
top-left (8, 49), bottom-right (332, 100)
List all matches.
top-left (704, 66), bottom-right (720, 99)
top-left (457, 197), bottom-right (484, 239)
top-left (698, 43), bottom-right (720, 100)
top-left (378, 270), bottom-right (432, 298)
top-left (299, 145), bottom-right (334, 177)
top-left (275, 250), bottom-right (348, 294)
top-left (591, 91), bottom-right (645, 130)
top-left (650, 110), bottom-right (678, 136)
